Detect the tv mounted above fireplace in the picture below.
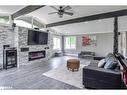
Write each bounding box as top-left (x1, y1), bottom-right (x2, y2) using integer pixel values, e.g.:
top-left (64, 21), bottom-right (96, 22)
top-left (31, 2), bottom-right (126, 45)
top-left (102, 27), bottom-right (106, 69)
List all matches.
top-left (28, 29), bottom-right (48, 45)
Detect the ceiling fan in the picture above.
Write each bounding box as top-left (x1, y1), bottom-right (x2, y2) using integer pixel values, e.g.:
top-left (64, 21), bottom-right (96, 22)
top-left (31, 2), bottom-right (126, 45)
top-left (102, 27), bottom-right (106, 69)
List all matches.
top-left (48, 6), bottom-right (74, 18)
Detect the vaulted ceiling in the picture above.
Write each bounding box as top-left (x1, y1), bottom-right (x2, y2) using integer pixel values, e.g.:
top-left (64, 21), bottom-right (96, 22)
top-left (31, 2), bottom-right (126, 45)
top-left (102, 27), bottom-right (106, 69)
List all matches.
top-left (26, 6), bottom-right (127, 35)
top-left (0, 6), bottom-right (25, 15)
top-left (27, 6), bottom-right (127, 24)
top-left (1, 5), bottom-right (127, 35)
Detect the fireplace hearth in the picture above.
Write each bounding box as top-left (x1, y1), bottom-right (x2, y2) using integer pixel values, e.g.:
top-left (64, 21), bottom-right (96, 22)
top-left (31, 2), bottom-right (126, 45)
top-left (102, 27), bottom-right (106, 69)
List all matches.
top-left (29, 51), bottom-right (45, 61)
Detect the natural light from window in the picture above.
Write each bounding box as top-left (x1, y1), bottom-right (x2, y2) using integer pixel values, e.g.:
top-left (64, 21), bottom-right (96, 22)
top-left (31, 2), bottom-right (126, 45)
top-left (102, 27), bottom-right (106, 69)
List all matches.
top-left (53, 37), bottom-right (61, 50)
top-left (0, 16), bottom-right (9, 24)
top-left (65, 36), bottom-right (76, 49)
top-left (14, 20), bottom-right (31, 28)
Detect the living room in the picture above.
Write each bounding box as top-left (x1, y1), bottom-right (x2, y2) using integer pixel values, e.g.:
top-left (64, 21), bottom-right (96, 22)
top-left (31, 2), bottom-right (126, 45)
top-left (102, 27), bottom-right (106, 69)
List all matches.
top-left (0, 5), bottom-right (127, 91)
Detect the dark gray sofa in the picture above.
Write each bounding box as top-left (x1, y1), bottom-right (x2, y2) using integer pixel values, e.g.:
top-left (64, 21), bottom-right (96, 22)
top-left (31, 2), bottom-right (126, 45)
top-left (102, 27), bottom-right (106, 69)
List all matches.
top-left (78, 51), bottom-right (95, 58)
top-left (83, 60), bottom-right (126, 89)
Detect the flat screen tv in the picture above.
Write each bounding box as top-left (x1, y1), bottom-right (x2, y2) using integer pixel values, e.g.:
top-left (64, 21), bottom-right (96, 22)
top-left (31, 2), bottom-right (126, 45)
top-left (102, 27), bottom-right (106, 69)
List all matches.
top-left (28, 30), bottom-right (48, 45)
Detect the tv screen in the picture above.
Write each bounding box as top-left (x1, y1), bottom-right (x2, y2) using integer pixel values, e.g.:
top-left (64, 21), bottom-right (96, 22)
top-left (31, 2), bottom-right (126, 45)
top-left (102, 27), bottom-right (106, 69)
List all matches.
top-left (28, 30), bottom-right (48, 45)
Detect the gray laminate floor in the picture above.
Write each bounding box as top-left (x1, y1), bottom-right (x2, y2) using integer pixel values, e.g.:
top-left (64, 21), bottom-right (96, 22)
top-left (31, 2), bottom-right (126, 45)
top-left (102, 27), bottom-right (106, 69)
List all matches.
top-left (0, 56), bottom-right (91, 90)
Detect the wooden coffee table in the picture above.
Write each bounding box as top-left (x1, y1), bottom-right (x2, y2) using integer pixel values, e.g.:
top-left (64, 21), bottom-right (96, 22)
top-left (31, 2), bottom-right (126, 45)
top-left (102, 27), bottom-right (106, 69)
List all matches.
top-left (67, 59), bottom-right (80, 72)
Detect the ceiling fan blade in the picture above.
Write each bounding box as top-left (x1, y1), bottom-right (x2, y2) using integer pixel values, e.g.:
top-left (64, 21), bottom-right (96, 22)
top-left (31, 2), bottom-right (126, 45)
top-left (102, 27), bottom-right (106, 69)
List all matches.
top-left (64, 12), bottom-right (73, 16)
top-left (48, 12), bottom-right (58, 15)
top-left (63, 6), bottom-right (71, 10)
top-left (50, 6), bottom-right (59, 11)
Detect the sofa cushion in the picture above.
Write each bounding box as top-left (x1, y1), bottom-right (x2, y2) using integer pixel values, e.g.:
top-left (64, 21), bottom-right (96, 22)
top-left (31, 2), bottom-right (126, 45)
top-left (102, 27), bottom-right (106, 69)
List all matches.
top-left (98, 59), bottom-right (106, 68)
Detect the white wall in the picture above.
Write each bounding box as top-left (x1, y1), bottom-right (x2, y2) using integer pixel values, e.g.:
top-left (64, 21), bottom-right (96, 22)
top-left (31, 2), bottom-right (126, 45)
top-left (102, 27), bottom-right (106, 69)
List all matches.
top-left (77, 33), bottom-right (114, 56)
top-left (64, 33), bottom-right (117, 57)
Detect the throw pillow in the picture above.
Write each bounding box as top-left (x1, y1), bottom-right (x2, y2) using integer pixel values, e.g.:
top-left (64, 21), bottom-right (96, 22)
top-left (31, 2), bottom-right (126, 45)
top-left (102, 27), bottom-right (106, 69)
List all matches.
top-left (105, 53), bottom-right (114, 62)
top-left (98, 59), bottom-right (106, 68)
top-left (104, 58), bottom-right (118, 69)
top-left (104, 53), bottom-right (118, 69)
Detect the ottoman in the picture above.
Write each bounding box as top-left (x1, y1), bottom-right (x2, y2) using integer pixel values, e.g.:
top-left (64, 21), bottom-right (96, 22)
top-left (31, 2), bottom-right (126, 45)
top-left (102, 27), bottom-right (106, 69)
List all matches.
top-left (67, 59), bottom-right (80, 72)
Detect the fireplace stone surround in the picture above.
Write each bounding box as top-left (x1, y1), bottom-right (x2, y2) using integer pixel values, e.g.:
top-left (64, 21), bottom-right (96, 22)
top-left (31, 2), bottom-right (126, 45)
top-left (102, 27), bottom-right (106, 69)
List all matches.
top-left (0, 25), bottom-right (62, 67)
top-left (15, 26), bottom-right (54, 66)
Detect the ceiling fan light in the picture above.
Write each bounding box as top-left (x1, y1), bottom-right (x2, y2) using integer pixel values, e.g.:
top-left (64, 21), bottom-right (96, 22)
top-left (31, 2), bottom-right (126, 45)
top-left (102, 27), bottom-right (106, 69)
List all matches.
top-left (59, 14), bottom-right (63, 18)
top-left (49, 6), bottom-right (73, 18)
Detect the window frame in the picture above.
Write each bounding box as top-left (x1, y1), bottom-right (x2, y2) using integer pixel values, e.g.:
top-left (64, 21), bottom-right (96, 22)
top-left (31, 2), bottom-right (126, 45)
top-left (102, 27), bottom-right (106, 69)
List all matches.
top-left (64, 36), bottom-right (76, 50)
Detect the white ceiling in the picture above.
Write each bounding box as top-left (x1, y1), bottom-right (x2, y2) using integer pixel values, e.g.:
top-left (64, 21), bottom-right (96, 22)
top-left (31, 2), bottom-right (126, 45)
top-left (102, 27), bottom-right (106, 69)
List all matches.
top-left (26, 6), bottom-right (127, 35)
top-left (1, 5), bottom-right (127, 35)
top-left (0, 6), bottom-right (25, 15)
top-left (54, 16), bottom-right (127, 35)
top-left (53, 18), bottom-right (114, 35)
top-left (28, 6), bottom-right (127, 24)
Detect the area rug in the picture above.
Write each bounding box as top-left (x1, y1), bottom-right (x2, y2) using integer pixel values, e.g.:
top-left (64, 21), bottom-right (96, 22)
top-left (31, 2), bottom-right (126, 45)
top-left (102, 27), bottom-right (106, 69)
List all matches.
top-left (43, 63), bottom-right (88, 88)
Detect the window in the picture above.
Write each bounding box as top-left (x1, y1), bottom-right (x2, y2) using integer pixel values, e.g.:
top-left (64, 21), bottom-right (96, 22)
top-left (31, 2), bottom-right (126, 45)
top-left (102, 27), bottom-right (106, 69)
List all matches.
top-left (65, 36), bottom-right (76, 49)
top-left (0, 16), bottom-right (9, 24)
top-left (14, 20), bottom-right (32, 28)
top-left (53, 37), bottom-right (61, 50)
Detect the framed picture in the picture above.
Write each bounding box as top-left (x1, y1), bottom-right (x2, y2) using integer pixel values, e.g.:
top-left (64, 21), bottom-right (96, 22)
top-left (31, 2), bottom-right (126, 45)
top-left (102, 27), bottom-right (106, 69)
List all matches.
top-left (82, 34), bottom-right (96, 46)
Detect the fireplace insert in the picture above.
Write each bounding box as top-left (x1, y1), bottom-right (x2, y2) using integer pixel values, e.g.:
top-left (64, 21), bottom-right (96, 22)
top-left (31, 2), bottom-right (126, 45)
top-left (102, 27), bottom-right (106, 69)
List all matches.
top-left (29, 51), bottom-right (46, 61)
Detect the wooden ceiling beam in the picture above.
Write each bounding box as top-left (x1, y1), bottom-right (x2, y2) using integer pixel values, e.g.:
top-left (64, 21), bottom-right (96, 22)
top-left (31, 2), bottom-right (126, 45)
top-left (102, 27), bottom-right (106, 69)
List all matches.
top-left (12, 5), bottom-right (45, 19)
top-left (46, 9), bottom-right (127, 27)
